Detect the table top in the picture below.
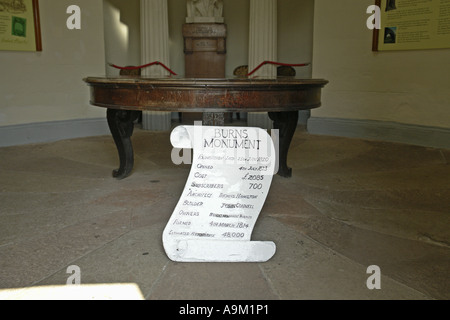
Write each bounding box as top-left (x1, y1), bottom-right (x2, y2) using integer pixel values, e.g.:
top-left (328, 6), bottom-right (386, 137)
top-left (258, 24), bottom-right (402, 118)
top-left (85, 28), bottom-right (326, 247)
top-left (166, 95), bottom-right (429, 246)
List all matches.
top-left (84, 76), bottom-right (328, 112)
top-left (84, 76), bottom-right (328, 86)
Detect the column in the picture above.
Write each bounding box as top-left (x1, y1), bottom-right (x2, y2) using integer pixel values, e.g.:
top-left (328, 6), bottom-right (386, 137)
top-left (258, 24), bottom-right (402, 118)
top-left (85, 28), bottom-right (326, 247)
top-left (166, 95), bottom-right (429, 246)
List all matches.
top-left (247, 0), bottom-right (277, 130)
top-left (140, 0), bottom-right (172, 131)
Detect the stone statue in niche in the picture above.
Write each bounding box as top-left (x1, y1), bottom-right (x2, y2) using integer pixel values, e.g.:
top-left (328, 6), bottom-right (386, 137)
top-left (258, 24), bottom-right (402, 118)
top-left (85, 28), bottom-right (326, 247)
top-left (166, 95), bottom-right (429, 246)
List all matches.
top-left (186, 0), bottom-right (224, 23)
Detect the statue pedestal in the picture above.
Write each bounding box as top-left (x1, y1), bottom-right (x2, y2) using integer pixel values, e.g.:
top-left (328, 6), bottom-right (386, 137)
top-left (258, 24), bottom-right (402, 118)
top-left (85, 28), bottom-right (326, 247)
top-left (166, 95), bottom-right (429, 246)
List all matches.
top-left (183, 23), bottom-right (226, 78)
top-left (182, 23), bottom-right (229, 124)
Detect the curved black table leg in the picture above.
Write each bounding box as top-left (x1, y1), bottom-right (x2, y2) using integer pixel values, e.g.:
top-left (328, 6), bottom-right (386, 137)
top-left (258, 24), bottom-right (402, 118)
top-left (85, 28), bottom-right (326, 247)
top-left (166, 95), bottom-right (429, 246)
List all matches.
top-left (106, 109), bottom-right (140, 179)
top-left (268, 111), bottom-right (299, 178)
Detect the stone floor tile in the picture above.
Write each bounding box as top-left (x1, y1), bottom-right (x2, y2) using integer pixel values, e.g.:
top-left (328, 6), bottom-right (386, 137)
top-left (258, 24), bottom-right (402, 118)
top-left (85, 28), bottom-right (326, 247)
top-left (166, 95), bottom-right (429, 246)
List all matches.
top-left (257, 218), bottom-right (431, 300)
top-left (147, 262), bottom-right (278, 300)
top-left (0, 128), bottom-right (448, 300)
top-left (36, 224), bottom-right (169, 296)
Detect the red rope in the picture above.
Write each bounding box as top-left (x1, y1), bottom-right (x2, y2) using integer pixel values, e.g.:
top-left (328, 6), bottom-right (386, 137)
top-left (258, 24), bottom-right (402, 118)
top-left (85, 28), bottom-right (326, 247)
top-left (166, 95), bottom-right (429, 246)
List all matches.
top-left (109, 61), bottom-right (177, 76)
top-left (246, 61), bottom-right (310, 77)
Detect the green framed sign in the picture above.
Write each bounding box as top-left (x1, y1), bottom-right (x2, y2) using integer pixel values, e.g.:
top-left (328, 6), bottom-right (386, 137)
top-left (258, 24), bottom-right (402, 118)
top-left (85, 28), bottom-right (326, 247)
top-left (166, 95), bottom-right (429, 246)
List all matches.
top-left (373, 0), bottom-right (450, 51)
top-left (0, 0), bottom-right (42, 52)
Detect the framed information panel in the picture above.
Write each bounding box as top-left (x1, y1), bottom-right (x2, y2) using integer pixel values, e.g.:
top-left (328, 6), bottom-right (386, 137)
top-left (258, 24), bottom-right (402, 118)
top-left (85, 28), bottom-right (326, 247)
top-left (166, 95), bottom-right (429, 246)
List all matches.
top-left (0, 0), bottom-right (42, 52)
top-left (373, 0), bottom-right (450, 51)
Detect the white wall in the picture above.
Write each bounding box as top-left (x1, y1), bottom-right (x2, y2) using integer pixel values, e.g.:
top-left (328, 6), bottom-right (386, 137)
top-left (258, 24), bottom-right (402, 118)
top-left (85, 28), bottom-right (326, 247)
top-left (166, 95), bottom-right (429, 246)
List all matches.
top-left (0, 0), bottom-right (106, 127)
top-left (312, 0), bottom-right (450, 129)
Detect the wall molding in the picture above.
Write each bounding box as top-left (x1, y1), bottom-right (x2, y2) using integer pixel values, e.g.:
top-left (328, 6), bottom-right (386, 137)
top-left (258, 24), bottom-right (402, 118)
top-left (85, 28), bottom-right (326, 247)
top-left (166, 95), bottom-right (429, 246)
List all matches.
top-left (3, 116), bottom-right (448, 150)
top-left (0, 118), bottom-right (110, 147)
top-left (307, 117), bottom-right (450, 149)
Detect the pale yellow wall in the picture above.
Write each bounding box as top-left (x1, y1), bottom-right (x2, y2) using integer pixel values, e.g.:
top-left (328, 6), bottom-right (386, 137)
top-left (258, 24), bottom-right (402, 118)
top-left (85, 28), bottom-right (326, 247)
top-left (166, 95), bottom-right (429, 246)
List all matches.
top-left (104, 0), bottom-right (141, 77)
top-left (278, 0), bottom-right (314, 78)
top-left (224, 0), bottom-right (249, 76)
top-left (0, 0), bottom-right (106, 127)
top-left (312, 0), bottom-right (450, 129)
top-left (168, 0), bottom-right (186, 76)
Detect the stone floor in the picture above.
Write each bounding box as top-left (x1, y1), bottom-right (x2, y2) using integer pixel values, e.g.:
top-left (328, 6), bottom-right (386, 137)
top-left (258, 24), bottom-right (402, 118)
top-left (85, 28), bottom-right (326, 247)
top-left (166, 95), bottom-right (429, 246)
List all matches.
top-left (0, 125), bottom-right (449, 300)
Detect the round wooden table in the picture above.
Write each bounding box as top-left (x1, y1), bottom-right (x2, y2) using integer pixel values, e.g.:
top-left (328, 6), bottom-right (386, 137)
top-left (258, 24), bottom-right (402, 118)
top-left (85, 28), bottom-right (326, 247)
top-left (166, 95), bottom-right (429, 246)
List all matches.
top-left (84, 76), bottom-right (328, 179)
